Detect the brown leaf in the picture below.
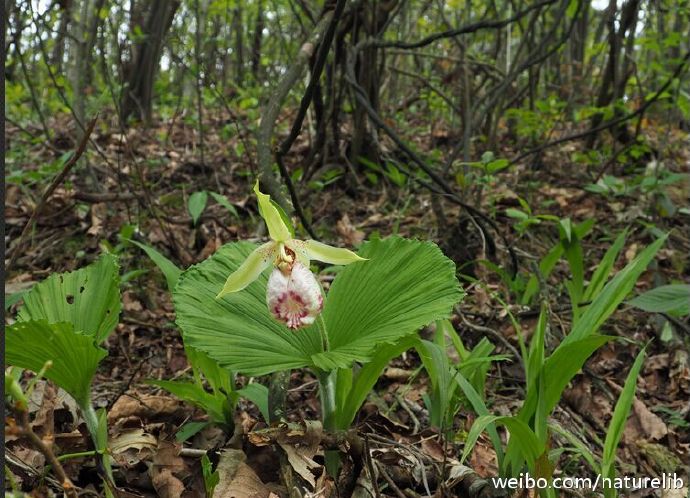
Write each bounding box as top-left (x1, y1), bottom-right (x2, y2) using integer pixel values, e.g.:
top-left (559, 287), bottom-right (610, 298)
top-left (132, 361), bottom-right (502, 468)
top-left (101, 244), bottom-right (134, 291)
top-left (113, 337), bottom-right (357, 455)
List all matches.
top-left (149, 440), bottom-right (190, 498)
top-left (152, 440), bottom-right (186, 475)
top-left (632, 398), bottom-right (668, 441)
top-left (110, 429), bottom-right (158, 467)
top-left (336, 215), bottom-right (365, 246)
top-left (661, 486), bottom-right (689, 498)
top-left (276, 421), bottom-right (323, 488)
top-left (420, 437), bottom-right (445, 462)
top-left (152, 468), bottom-right (185, 498)
top-left (108, 394), bottom-right (189, 424)
top-left (87, 203), bottom-right (107, 237)
top-left (468, 442), bottom-right (498, 478)
top-left (199, 235), bottom-right (222, 260)
top-left (28, 382), bottom-right (56, 439)
top-left (122, 291), bottom-right (144, 313)
top-left (383, 368), bottom-right (414, 382)
top-left (213, 448), bottom-right (273, 498)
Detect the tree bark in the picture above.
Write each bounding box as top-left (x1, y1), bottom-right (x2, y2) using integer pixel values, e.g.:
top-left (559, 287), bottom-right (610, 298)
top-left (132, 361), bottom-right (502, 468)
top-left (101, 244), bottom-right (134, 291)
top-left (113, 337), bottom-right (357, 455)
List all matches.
top-left (251, 0), bottom-right (264, 80)
top-left (233, 6), bottom-right (244, 85)
top-left (121, 0), bottom-right (180, 123)
top-left (586, 0), bottom-right (640, 148)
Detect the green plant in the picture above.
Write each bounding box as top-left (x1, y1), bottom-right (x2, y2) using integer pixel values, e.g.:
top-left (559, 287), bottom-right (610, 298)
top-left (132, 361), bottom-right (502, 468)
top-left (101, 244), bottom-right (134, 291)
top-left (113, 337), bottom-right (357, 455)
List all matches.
top-left (201, 453), bottom-right (220, 498)
top-left (585, 169), bottom-right (688, 218)
top-left (600, 345), bottom-right (648, 498)
top-left (129, 239), bottom-right (269, 436)
top-left (358, 156), bottom-right (408, 187)
top-left (209, 192), bottom-right (240, 218)
top-left (519, 220), bottom-right (628, 310)
top-left (171, 183), bottom-right (463, 474)
top-left (559, 220), bottom-right (629, 324)
top-left (504, 197), bottom-right (559, 237)
top-left (416, 319), bottom-right (507, 434)
top-left (188, 191), bottom-right (209, 225)
top-left (460, 234), bottom-right (667, 494)
top-left (6, 254), bottom-right (121, 495)
top-left (627, 283), bottom-right (690, 316)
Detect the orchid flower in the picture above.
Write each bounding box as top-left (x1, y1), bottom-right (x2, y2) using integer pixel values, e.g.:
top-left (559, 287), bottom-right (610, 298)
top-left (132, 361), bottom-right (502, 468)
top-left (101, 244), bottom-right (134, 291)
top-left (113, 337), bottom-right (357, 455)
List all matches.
top-left (217, 182), bottom-right (366, 329)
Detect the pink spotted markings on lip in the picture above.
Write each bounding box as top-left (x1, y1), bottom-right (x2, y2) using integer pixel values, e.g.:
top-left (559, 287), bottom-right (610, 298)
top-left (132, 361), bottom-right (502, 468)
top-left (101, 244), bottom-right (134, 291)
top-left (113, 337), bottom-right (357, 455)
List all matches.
top-left (266, 262), bottom-right (324, 330)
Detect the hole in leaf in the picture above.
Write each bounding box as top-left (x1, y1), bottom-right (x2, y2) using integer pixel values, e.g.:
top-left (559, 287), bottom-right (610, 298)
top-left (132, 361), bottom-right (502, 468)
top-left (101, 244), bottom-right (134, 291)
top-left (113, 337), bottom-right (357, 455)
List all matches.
top-left (66, 295), bottom-right (74, 304)
top-left (79, 286), bottom-right (85, 293)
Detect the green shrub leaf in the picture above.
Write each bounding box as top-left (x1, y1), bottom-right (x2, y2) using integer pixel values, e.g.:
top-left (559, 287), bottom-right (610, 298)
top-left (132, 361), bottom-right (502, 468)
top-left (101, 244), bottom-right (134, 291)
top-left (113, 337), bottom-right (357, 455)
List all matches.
top-left (128, 239), bottom-right (181, 293)
top-left (18, 254), bottom-right (120, 343)
top-left (6, 320), bottom-right (107, 406)
top-left (189, 191), bottom-right (208, 225)
top-left (627, 284), bottom-right (690, 316)
top-left (147, 379), bottom-right (227, 424)
top-left (602, 345), bottom-right (648, 496)
top-left (175, 242), bottom-right (322, 376)
top-left (313, 237), bottom-right (462, 369)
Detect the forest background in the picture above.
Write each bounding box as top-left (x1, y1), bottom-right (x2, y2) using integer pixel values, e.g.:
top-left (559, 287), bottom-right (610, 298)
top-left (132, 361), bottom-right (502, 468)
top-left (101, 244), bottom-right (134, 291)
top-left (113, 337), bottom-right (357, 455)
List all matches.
top-left (4, 0), bottom-right (690, 496)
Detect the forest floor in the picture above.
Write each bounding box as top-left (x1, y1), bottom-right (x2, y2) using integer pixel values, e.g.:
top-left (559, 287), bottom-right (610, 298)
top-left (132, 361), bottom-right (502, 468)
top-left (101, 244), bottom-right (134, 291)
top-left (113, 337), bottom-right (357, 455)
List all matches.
top-left (4, 110), bottom-right (690, 497)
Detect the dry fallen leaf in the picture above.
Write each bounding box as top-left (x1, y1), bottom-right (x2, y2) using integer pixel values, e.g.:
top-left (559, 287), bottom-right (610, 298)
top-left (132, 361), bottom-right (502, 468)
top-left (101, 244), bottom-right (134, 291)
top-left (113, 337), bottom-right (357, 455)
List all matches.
top-left (661, 486), bottom-right (689, 498)
top-left (336, 215), bottom-right (365, 246)
top-left (122, 290), bottom-right (144, 313)
top-left (468, 441), bottom-right (498, 478)
top-left (213, 448), bottom-right (273, 498)
top-left (149, 440), bottom-right (190, 498)
top-left (87, 203), bottom-right (107, 237)
top-left (632, 398), bottom-right (668, 441)
top-left (277, 421), bottom-right (323, 488)
top-left (108, 394), bottom-right (189, 423)
top-left (110, 429), bottom-right (158, 467)
top-left (420, 437), bottom-right (445, 462)
top-left (152, 468), bottom-right (185, 498)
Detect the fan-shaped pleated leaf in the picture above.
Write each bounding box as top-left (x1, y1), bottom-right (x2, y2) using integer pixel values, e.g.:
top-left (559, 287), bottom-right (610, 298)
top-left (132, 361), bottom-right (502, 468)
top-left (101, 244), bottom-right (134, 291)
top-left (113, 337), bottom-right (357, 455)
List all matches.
top-left (175, 238), bottom-right (462, 376)
top-left (174, 242), bottom-right (323, 376)
top-left (312, 237), bottom-right (462, 369)
top-left (6, 320), bottom-right (107, 406)
top-left (18, 254), bottom-right (120, 343)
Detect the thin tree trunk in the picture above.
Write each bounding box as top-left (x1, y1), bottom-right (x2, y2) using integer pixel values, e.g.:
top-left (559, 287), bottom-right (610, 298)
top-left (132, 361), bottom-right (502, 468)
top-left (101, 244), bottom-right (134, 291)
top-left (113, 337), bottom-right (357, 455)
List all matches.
top-left (233, 6), bottom-right (244, 85)
top-left (121, 0), bottom-right (180, 123)
top-left (51, 1), bottom-right (70, 75)
top-left (586, 0), bottom-right (640, 148)
top-left (251, 0), bottom-right (264, 80)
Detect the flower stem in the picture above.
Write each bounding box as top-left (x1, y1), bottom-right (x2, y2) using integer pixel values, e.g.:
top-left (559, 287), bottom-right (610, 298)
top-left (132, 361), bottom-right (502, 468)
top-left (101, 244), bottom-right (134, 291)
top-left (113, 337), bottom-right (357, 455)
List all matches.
top-left (316, 369), bottom-right (341, 476)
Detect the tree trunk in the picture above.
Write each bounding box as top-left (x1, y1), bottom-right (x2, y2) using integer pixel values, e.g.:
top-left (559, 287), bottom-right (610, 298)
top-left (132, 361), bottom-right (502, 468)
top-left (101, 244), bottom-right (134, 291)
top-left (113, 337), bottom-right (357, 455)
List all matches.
top-left (121, 0), bottom-right (180, 123)
top-left (251, 0), bottom-right (264, 80)
top-left (349, 0), bottom-right (398, 168)
top-left (233, 6), bottom-right (244, 85)
top-left (586, 0), bottom-right (640, 148)
top-left (50, 1), bottom-right (71, 75)
top-left (69, 0), bottom-right (90, 127)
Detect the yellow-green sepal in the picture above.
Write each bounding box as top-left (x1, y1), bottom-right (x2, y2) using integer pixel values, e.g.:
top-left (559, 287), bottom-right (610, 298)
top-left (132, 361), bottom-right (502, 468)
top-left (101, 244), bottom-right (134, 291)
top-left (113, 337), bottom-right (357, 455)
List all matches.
top-left (299, 239), bottom-right (367, 266)
top-left (216, 242), bottom-right (276, 298)
top-left (254, 181), bottom-right (292, 242)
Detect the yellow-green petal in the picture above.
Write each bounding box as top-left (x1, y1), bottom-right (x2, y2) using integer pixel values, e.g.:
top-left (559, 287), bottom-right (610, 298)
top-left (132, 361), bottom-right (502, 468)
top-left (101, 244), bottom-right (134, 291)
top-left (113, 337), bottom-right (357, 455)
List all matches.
top-left (298, 239), bottom-right (367, 266)
top-left (254, 181), bottom-right (291, 242)
top-left (216, 242), bottom-right (276, 298)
